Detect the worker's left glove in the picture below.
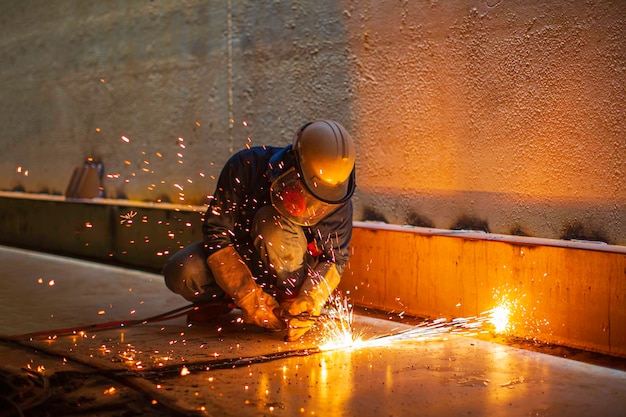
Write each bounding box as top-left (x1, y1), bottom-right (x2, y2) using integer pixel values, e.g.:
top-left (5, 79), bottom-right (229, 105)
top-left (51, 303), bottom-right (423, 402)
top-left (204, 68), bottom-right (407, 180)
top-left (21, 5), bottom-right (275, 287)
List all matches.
top-left (207, 246), bottom-right (283, 331)
top-left (286, 262), bottom-right (341, 341)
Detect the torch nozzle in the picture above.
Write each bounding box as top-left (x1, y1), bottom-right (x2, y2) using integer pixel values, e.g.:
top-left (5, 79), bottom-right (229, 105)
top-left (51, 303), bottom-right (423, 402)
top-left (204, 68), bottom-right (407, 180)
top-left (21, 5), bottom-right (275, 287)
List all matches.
top-left (273, 308), bottom-right (321, 322)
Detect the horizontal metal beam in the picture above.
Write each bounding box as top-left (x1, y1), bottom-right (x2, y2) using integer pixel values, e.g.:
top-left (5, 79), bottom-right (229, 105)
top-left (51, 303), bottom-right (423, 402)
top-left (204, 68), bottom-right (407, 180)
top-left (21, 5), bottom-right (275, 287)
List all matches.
top-left (1, 192), bottom-right (624, 357)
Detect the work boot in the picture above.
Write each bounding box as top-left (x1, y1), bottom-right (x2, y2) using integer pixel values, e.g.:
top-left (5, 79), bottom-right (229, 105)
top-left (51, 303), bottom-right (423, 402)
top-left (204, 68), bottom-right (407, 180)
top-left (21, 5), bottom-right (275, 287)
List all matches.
top-left (187, 300), bottom-right (234, 325)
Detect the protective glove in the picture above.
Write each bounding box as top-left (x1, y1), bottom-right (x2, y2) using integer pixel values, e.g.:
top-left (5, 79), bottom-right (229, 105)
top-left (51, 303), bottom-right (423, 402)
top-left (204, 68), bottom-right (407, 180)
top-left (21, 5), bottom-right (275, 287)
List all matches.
top-left (285, 314), bottom-right (318, 342)
top-left (286, 262), bottom-right (341, 341)
top-left (208, 246), bottom-right (283, 330)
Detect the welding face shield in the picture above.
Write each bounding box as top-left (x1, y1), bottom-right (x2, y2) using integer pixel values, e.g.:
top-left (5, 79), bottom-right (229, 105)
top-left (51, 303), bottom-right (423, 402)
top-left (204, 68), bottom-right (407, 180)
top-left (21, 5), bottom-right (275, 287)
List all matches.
top-left (268, 120), bottom-right (356, 226)
top-left (270, 166), bottom-right (341, 226)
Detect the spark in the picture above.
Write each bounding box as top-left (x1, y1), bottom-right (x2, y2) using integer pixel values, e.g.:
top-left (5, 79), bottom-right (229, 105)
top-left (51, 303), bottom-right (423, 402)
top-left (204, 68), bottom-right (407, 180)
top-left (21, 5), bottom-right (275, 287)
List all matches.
top-left (317, 294), bottom-right (364, 351)
top-left (120, 210), bottom-right (137, 225)
top-left (317, 294), bottom-right (514, 352)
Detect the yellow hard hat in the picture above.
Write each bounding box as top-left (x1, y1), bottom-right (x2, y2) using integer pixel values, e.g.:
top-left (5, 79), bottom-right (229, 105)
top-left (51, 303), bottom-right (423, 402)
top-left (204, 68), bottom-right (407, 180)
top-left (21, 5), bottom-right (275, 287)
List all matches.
top-left (292, 120), bottom-right (356, 203)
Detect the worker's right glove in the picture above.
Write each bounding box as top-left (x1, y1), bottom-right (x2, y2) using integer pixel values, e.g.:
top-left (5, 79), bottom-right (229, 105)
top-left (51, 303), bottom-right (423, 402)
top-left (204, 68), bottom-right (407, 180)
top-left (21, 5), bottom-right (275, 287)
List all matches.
top-left (286, 262), bottom-right (341, 341)
top-left (208, 246), bottom-right (283, 331)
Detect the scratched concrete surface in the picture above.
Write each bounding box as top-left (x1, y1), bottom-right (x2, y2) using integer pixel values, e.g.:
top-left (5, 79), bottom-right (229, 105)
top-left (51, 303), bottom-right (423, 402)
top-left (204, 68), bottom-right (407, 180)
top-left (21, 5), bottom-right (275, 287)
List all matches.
top-left (1, 245), bottom-right (625, 417)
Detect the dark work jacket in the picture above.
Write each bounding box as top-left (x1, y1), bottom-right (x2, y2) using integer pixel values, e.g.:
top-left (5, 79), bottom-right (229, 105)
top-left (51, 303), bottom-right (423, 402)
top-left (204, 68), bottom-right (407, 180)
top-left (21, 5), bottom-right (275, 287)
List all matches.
top-left (202, 146), bottom-right (353, 284)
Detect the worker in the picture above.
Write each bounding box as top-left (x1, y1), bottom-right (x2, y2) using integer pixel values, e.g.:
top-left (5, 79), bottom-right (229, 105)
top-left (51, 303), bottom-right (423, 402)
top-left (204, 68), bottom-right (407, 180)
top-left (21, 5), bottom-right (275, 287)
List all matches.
top-left (162, 120), bottom-right (356, 341)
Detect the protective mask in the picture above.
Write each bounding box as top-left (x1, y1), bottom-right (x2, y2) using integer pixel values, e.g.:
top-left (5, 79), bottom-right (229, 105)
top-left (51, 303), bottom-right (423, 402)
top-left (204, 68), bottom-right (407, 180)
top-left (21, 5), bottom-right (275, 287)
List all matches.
top-left (270, 167), bottom-right (339, 226)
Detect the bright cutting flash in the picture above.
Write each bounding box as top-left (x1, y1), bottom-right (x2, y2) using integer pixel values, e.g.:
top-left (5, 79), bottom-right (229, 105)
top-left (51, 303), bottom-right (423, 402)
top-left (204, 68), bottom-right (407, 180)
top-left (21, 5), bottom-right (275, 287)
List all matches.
top-left (488, 305), bottom-right (511, 333)
top-left (317, 294), bottom-right (364, 351)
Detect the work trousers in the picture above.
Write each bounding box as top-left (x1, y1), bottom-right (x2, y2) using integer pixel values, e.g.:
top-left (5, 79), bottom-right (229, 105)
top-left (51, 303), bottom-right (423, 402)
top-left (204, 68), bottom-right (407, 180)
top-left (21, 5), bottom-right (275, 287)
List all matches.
top-left (162, 205), bottom-right (309, 304)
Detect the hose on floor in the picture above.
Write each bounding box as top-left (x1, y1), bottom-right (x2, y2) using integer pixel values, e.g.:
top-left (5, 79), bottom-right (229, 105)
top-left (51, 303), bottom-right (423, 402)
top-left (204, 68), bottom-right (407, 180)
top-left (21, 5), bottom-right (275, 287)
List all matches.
top-left (6, 303), bottom-right (196, 340)
top-left (0, 365), bottom-right (51, 417)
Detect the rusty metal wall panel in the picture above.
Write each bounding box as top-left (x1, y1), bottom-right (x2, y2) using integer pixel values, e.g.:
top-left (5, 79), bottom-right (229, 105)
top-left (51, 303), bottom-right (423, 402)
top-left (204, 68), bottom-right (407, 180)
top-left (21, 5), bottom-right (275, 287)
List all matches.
top-left (342, 223), bottom-right (626, 357)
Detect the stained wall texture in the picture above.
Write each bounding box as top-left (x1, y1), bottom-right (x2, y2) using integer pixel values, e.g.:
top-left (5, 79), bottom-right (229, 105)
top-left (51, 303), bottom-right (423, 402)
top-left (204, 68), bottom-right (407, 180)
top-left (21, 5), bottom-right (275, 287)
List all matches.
top-left (0, 0), bottom-right (624, 244)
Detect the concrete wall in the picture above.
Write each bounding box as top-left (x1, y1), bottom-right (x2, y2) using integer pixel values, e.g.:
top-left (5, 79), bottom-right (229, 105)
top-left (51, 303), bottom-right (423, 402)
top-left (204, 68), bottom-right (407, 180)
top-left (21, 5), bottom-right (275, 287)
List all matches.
top-left (348, 0), bottom-right (626, 245)
top-left (0, 0), bottom-right (624, 244)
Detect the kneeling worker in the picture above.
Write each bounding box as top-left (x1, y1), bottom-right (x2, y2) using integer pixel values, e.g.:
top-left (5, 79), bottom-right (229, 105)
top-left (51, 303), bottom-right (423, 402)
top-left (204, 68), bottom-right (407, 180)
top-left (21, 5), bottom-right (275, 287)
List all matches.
top-left (163, 120), bottom-right (356, 341)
